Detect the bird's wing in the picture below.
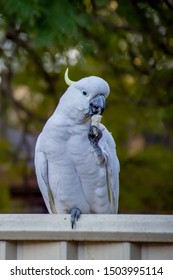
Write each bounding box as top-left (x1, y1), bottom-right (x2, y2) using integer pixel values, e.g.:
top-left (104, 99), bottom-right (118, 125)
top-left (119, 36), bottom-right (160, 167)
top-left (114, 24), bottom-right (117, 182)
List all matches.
top-left (34, 137), bottom-right (57, 214)
top-left (100, 125), bottom-right (120, 213)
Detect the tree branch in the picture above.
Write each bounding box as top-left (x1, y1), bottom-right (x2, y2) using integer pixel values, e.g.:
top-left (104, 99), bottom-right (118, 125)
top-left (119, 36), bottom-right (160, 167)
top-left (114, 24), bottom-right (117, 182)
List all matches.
top-left (132, 0), bottom-right (173, 57)
top-left (92, 14), bottom-right (139, 34)
top-left (6, 27), bottom-right (56, 96)
top-left (0, 66), bottom-right (46, 123)
top-left (164, 0), bottom-right (173, 11)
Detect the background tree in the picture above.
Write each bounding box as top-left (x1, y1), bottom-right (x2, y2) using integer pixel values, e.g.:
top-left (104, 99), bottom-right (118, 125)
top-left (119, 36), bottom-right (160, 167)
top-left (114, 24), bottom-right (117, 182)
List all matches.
top-left (0, 0), bottom-right (173, 213)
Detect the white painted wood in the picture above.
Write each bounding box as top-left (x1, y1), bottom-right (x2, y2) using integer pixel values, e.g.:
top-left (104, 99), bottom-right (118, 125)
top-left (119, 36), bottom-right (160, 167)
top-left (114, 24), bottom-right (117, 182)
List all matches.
top-left (17, 241), bottom-right (62, 260)
top-left (0, 214), bottom-right (173, 260)
top-left (78, 242), bottom-right (141, 260)
top-left (0, 214), bottom-right (172, 242)
top-left (60, 241), bottom-right (77, 260)
top-left (141, 243), bottom-right (173, 260)
top-left (0, 242), bottom-right (7, 260)
top-left (0, 241), bottom-right (17, 259)
top-left (17, 241), bottom-right (77, 260)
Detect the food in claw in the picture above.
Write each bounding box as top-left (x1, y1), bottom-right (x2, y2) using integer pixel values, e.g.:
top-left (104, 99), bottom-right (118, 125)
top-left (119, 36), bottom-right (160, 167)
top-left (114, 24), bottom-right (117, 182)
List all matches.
top-left (91, 114), bottom-right (102, 127)
top-left (91, 115), bottom-right (103, 137)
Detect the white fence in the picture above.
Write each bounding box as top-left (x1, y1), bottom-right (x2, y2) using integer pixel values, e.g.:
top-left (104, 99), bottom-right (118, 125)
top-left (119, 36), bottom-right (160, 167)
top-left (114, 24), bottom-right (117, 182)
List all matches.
top-left (0, 214), bottom-right (173, 260)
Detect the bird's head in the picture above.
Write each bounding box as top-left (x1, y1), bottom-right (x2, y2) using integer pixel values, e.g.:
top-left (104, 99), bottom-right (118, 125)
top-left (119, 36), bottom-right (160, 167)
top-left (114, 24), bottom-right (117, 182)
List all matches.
top-left (58, 69), bottom-right (110, 122)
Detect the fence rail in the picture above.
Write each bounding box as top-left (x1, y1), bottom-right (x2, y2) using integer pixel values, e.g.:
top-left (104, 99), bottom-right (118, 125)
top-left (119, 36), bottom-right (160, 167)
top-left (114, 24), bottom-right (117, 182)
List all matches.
top-left (0, 214), bottom-right (173, 260)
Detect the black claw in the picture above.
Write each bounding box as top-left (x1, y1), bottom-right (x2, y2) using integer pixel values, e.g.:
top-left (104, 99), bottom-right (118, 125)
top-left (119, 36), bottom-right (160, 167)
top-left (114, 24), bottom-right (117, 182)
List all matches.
top-left (88, 125), bottom-right (102, 146)
top-left (88, 125), bottom-right (104, 163)
top-left (71, 208), bottom-right (81, 229)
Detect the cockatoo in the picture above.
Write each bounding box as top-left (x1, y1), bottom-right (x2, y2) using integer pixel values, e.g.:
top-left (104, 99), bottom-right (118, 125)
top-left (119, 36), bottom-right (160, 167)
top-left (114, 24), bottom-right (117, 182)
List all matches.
top-left (35, 69), bottom-right (120, 228)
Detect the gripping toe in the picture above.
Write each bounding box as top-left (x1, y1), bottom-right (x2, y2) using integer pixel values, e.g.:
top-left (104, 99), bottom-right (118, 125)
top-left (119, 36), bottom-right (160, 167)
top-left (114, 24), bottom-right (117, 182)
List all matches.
top-left (71, 208), bottom-right (81, 229)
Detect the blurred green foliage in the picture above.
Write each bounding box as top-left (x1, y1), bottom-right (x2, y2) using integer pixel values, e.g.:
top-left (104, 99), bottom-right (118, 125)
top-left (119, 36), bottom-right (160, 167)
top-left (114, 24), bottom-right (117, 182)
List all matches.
top-left (0, 0), bottom-right (173, 213)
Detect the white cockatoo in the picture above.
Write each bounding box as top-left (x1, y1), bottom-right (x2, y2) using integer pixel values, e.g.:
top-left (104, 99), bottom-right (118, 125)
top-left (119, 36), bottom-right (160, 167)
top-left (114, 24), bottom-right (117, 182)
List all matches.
top-left (35, 69), bottom-right (120, 228)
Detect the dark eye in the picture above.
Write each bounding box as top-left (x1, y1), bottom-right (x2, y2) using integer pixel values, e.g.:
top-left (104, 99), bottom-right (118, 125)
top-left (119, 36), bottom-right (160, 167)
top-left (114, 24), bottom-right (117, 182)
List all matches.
top-left (82, 91), bottom-right (87, 96)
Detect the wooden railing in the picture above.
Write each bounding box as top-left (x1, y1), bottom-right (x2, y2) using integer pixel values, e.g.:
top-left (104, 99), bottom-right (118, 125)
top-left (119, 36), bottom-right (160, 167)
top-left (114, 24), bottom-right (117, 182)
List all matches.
top-left (0, 214), bottom-right (173, 260)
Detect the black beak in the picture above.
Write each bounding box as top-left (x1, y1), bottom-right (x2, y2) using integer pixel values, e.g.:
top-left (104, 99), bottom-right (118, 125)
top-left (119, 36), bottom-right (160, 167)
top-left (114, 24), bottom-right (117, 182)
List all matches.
top-left (89, 94), bottom-right (106, 116)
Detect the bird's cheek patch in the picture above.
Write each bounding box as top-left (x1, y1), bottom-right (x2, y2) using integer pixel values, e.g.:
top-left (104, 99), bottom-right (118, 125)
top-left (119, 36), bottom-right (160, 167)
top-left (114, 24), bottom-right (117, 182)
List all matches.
top-left (78, 105), bottom-right (89, 112)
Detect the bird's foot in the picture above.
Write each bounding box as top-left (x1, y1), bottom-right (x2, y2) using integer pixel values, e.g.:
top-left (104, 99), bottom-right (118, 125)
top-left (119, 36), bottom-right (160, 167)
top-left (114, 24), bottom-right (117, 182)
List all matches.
top-left (88, 125), bottom-right (102, 147)
top-left (88, 125), bottom-right (105, 164)
top-left (71, 208), bottom-right (81, 229)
